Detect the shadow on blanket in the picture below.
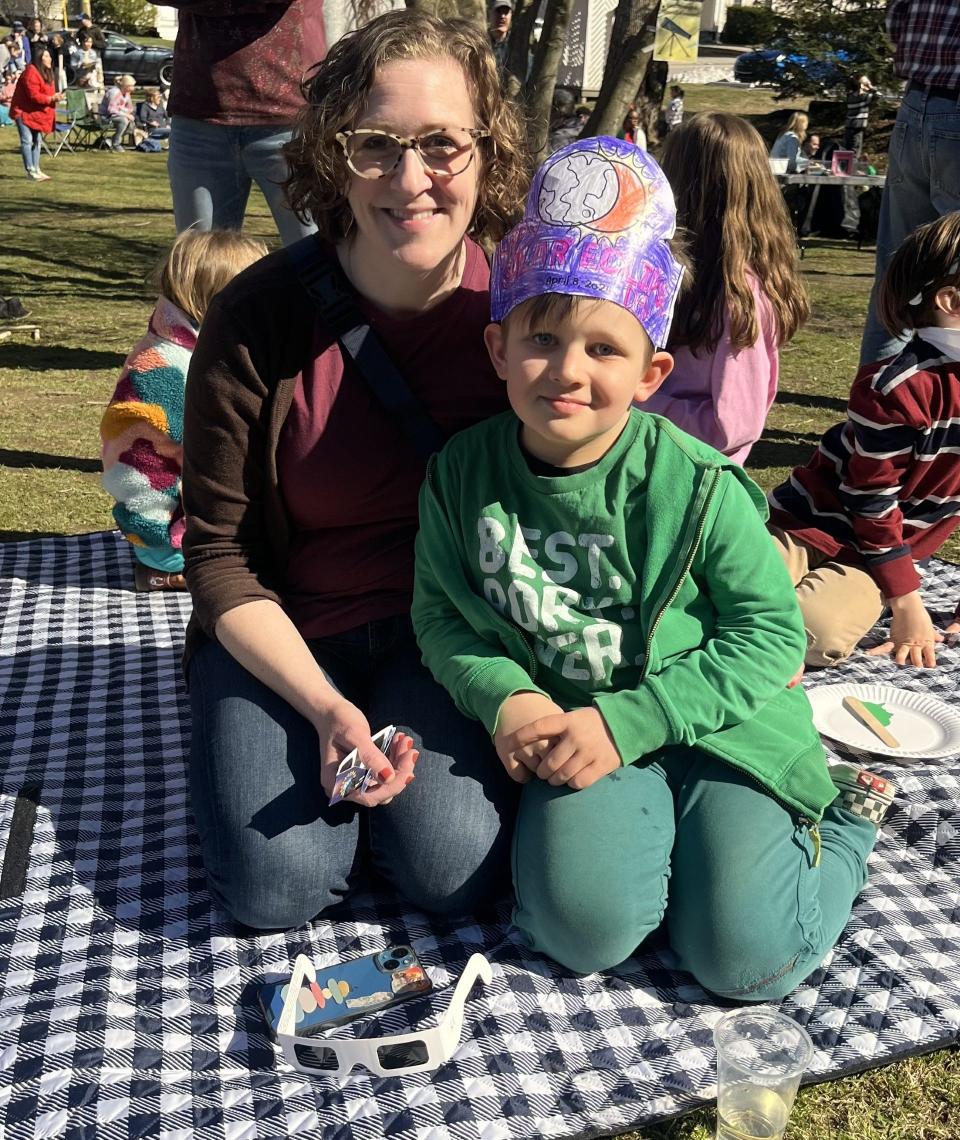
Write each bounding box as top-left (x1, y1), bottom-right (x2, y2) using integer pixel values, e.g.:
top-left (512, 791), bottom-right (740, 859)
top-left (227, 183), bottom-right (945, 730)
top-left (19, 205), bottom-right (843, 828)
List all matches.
top-left (0, 531), bottom-right (958, 1140)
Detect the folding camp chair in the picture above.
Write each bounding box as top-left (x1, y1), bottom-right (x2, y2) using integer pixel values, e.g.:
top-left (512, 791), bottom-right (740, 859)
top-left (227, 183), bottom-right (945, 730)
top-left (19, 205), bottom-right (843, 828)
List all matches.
top-left (61, 88), bottom-right (110, 150)
top-left (45, 91), bottom-right (83, 157)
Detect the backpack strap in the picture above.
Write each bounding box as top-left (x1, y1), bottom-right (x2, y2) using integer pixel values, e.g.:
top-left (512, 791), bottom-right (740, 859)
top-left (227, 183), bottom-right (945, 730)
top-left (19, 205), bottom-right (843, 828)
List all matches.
top-left (286, 235), bottom-right (446, 462)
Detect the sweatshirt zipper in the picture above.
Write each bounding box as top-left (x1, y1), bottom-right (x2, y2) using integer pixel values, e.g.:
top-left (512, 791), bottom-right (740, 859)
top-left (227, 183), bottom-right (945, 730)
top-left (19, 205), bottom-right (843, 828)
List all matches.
top-left (640, 468), bottom-right (721, 681)
top-left (635, 468), bottom-right (824, 833)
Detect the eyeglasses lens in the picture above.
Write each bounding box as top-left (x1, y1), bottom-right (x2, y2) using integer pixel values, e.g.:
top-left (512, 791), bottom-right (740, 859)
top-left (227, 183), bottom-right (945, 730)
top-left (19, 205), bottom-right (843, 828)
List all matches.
top-left (347, 130), bottom-right (476, 178)
top-left (294, 1044), bottom-right (340, 1071)
top-left (377, 1040), bottom-right (430, 1069)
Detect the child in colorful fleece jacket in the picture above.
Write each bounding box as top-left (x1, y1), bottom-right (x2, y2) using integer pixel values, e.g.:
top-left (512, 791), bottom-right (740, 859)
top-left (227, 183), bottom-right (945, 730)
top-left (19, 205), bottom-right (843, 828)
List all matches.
top-left (101, 230), bottom-right (266, 575)
top-left (412, 138), bottom-right (894, 999)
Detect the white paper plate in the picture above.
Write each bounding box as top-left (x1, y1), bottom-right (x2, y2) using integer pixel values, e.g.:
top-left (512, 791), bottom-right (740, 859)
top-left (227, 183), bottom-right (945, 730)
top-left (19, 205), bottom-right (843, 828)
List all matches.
top-left (807, 682), bottom-right (960, 760)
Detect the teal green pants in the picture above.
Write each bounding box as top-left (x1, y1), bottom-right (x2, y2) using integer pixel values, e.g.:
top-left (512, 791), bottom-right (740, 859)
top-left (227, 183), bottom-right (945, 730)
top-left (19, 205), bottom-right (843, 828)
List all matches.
top-left (512, 747), bottom-right (878, 1000)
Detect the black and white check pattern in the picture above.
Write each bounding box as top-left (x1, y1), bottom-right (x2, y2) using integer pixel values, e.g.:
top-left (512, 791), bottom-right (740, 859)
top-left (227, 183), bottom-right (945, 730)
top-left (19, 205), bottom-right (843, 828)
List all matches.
top-left (1, 532), bottom-right (958, 1139)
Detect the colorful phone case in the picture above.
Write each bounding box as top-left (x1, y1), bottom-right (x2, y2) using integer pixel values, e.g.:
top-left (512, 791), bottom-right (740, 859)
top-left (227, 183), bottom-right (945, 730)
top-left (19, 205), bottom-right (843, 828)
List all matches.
top-left (259, 944), bottom-right (433, 1038)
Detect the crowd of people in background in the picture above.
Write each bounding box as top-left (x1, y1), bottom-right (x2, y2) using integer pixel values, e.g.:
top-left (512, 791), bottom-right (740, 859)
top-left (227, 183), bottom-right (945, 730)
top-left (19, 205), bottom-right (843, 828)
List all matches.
top-left (1, 11), bottom-right (170, 164)
top-left (1, 10), bottom-right (172, 168)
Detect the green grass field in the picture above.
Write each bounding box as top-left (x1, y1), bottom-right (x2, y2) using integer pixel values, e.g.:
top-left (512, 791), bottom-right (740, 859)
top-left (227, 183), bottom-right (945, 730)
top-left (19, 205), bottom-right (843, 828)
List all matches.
top-left (0, 85), bottom-right (957, 1138)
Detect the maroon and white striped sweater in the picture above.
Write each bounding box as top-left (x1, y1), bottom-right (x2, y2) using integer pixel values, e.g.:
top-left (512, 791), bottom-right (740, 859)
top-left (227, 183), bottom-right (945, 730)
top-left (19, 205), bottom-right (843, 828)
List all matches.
top-left (768, 327), bottom-right (960, 601)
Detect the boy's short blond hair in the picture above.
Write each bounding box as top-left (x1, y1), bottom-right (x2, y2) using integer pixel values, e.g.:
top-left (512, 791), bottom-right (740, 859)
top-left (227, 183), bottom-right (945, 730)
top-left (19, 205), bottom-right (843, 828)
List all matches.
top-left (878, 211), bottom-right (960, 335)
top-left (155, 230), bottom-right (268, 326)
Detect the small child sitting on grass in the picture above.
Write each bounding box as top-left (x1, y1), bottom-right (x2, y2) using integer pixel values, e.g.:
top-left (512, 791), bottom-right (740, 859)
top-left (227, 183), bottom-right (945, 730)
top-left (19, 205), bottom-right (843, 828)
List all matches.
top-left (100, 229), bottom-right (266, 590)
top-left (412, 138), bottom-right (894, 999)
top-left (769, 211), bottom-right (960, 668)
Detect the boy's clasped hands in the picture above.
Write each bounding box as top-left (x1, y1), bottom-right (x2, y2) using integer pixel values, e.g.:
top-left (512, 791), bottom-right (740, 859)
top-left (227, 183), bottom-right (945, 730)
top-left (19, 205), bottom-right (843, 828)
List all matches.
top-left (494, 692), bottom-right (622, 790)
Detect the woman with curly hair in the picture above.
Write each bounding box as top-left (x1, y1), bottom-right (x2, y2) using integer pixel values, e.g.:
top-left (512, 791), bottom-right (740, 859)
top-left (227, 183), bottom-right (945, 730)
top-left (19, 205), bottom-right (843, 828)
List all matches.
top-left (181, 9), bottom-right (531, 931)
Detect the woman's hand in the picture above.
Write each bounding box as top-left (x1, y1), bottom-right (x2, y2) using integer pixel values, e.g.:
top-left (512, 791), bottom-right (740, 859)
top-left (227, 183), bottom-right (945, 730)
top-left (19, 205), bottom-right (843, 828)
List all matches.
top-left (502, 706), bottom-right (622, 790)
top-left (315, 696), bottom-right (419, 807)
top-left (867, 590), bottom-right (941, 668)
top-left (493, 692), bottom-right (564, 783)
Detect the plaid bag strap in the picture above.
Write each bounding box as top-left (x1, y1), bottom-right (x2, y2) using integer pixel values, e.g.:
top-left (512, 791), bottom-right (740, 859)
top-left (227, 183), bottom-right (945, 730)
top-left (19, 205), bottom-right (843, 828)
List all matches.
top-left (286, 235), bottom-right (447, 463)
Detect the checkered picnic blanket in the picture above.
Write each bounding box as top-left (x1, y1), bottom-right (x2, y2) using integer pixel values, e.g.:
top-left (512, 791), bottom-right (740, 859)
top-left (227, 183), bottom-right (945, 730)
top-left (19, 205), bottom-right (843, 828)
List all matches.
top-left (0, 531), bottom-right (958, 1140)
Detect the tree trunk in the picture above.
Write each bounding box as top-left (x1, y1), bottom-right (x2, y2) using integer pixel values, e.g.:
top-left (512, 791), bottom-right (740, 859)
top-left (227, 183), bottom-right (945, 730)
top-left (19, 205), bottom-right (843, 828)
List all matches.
top-left (453, 0), bottom-right (487, 27)
top-left (585, 0), bottom-right (660, 139)
top-left (503, 0), bottom-right (538, 100)
top-left (524, 0), bottom-right (574, 165)
top-left (401, 0), bottom-right (462, 16)
top-left (637, 58), bottom-right (668, 145)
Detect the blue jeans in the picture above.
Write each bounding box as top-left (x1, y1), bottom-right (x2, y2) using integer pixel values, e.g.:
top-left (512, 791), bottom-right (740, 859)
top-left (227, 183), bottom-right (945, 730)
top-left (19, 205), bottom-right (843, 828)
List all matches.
top-left (167, 116), bottom-right (316, 246)
top-left (188, 617), bottom-right (519, 929)
top-left (106, 114), bottom-right (133, 149)
top-left (514, 747), bottom-right (877, 999)
top-left (860, 86), bottom-right (960, 365)
top-left (16, 117), bottom-right (40, 173)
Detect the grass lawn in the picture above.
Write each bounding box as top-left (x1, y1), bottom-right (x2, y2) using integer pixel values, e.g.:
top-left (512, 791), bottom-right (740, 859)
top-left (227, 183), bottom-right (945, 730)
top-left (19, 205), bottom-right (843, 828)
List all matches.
top-left (0, 87), bottom-right (957, 1138)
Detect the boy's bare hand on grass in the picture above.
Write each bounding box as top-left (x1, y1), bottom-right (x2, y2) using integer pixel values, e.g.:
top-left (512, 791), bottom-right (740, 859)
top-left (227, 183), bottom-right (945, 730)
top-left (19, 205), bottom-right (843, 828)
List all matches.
top-left (867, 590), bottom-right (941, 668)
top-left (503, 706), bottom-right (622, 790)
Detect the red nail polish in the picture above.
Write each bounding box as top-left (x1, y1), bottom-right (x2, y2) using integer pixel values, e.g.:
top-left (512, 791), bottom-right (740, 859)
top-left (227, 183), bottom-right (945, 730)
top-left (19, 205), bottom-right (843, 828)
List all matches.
top-left (405, 775), bottom-right (415, 786)
top-left (379, 767), bottom-right (392, 782)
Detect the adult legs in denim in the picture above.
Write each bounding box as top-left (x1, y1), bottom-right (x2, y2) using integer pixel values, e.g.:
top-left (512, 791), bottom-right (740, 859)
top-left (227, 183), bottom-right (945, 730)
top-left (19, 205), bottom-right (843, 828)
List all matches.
top-left (513, 749), bottom-right (877, 998)
top-left (16, 117), bottom-right (39, 173)
top-left (860, 88), bottom-right (960, 365)
top-left (188, 621), bottom-right (517, 930)
top-left (168, 117), bottom-right (316, 246)
top-left (109, 114), bottom-right (129, 149)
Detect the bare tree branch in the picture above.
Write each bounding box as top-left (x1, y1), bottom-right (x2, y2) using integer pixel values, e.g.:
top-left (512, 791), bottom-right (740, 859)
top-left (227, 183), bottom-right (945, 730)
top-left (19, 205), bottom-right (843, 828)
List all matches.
top-left (524, 0), bottom-right (574, 164)
top-left (585, 0), bottom-right (660, 139)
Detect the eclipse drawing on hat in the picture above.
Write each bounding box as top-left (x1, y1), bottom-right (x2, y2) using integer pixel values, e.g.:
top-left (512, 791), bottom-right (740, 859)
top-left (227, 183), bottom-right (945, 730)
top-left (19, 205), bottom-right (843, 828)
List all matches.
top-left (538, 151), bottom-right (647, 232)
top-left (490, 136), bottom-right (684, 348)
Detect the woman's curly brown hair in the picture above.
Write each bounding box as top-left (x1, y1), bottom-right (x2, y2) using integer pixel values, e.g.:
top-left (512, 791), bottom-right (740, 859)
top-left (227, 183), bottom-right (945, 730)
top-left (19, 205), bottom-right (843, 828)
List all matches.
top-left (284, 9), bottom-right (530, 245)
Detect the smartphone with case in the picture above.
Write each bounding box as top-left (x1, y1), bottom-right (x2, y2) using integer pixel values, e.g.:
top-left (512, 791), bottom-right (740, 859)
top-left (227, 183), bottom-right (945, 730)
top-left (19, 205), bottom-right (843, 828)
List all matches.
top-left (258, 944), bottom-right (433, 1038)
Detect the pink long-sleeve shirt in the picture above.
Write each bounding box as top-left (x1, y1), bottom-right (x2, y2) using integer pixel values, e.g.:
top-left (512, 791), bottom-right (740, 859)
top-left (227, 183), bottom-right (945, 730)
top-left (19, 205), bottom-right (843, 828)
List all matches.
top-left (642, 272), bottom-right (779, 465)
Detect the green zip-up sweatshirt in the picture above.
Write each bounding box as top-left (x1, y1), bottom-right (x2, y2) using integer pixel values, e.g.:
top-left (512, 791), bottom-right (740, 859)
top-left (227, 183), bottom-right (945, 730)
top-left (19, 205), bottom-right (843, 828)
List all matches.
top-left (413, 409), bottom-right (838, 822)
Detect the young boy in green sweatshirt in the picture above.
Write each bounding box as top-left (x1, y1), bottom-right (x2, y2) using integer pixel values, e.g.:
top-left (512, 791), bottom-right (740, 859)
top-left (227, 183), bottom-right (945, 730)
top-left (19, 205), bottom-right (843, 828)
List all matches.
top-left (412, 138), bottom-right (894, 998)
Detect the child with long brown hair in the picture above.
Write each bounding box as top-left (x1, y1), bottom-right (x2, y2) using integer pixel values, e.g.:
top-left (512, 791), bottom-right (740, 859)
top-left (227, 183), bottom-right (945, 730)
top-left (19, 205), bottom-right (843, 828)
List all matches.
top-left (645, 111), bottom-right (809, 463)
top-left (101, 230), bottom-right (266, 589)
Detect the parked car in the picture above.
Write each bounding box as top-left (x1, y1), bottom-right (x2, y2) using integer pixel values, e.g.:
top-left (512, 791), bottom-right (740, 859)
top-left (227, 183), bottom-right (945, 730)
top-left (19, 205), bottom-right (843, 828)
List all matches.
top-left (734, 45), bottom-right (850, 90)
top-left (65, 31), bottom-right (173, 90)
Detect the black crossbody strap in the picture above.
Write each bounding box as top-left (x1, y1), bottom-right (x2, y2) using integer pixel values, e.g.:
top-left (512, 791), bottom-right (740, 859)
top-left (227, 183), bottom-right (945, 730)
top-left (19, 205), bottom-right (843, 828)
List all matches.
top-left (286, 235), bottom-right (447, 462)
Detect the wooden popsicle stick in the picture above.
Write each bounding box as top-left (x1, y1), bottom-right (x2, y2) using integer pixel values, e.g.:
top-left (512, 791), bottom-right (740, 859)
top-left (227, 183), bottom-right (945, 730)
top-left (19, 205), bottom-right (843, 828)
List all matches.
top-left (842, 696), bottom-right (900, 748)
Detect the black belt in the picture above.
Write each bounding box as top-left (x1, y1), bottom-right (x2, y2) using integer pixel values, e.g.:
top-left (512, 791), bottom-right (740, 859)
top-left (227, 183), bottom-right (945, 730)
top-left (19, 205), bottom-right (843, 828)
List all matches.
top-left (907, 80), bottom-right (960, 100)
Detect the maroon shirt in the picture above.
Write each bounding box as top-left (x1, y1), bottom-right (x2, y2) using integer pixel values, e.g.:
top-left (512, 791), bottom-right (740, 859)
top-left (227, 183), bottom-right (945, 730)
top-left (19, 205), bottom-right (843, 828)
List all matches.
top-left (278, 240), bottom-right (509, 638)
top-left (167, 0), bottom-right (327, 126)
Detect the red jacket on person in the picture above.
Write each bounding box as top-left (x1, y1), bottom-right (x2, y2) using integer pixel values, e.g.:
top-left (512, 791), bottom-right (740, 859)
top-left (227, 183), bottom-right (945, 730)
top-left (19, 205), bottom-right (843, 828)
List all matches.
top-left (10, 63), bottom-right (57, 132)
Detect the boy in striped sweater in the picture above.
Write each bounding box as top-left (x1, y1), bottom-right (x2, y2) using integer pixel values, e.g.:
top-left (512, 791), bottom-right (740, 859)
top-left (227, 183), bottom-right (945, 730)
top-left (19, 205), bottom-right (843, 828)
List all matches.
top-left (769, 211), bottom-right (960, 668)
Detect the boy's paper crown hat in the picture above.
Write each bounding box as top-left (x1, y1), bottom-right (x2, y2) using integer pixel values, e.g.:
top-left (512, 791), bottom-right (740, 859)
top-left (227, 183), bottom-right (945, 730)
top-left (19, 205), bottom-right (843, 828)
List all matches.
top-left (491, 136), bottom-right (684, 348)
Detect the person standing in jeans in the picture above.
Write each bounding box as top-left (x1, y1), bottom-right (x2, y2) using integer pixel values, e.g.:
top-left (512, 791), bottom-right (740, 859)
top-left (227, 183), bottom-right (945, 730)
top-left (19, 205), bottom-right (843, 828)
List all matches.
top-left (165, 0), bottom-right (325, 247)
top-left (840, 74), bottom-right (876, 239)
top-left (859, 0), bottom-right (960, 365)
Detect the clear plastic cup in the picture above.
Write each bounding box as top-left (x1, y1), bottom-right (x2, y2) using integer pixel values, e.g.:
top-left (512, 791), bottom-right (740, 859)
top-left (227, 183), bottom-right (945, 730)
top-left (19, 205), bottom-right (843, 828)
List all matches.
top-left (713, 1008), bottom-right (814, 1140)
